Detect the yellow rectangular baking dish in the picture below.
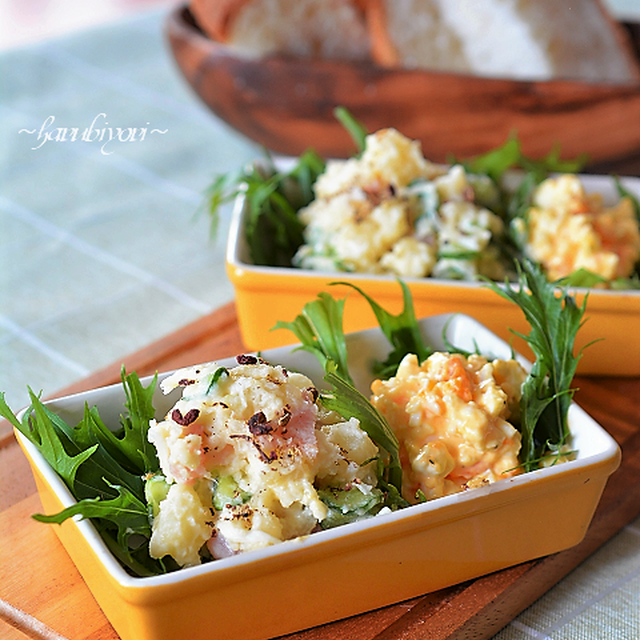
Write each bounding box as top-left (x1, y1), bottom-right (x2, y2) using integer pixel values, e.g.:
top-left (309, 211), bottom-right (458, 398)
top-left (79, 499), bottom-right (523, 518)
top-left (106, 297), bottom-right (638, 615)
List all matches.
top-left (226, 172), bottom-right (640, 376)
top-left (15, 314), bottom-right (621, 640)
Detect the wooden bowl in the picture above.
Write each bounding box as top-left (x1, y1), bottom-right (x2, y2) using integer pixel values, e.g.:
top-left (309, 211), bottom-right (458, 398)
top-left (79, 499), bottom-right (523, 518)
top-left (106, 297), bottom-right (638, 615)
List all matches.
top-left (165, 4), bottom-right (640, 163)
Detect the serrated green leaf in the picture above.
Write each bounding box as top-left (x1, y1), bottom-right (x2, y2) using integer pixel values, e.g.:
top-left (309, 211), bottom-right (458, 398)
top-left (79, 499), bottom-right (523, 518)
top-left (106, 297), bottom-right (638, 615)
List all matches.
top-left (464, 136), bottom-right (522, 183)
top-left (274, 292), bottom-right (352, 384)
top-left (320, 370), bottom-right (403, 494)
top-left (464, 134), bottom-right (588, 184)
top-left (1, 389), bottom-right (98, 491)
top-left (33, 481), bottom-right (150, 548)
top-left (118, 367), bottom-right (159, 474)
top-left (560, 268), bottom-right (608, 288)
top-left (484, 260), bottom-right (587, 470)
top-left (201, 148), bottom-right (325, 267)
top-left (0, 376), bottom-right (165, 576)
top-left (332, 280), bottom-right (432, 378)
top-left (71, 404), bottom-right (145, 501)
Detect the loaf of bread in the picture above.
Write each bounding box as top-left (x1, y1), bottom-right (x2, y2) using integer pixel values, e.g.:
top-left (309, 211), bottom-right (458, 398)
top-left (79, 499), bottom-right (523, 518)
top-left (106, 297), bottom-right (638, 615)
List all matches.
top-left (190, 0), bottom-right (371, 60)
top-left (190, 0), bottom-right (640, 83)
top-left (367, 0), bottom-right (640, 82)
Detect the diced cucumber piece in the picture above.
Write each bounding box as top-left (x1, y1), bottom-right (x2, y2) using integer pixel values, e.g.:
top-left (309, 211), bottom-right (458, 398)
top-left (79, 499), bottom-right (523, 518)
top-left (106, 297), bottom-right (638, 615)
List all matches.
top-left (144, 474), bottom-right (169, 518)
top-left (212, 475), bottom-right (251, 510)
top-left (318, 485), bottom-right (384, 529)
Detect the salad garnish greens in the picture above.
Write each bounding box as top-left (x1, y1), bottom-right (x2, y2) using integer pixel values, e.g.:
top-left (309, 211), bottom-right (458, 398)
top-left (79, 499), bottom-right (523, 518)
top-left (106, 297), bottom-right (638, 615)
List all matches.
top-left (331, 280), bottom-right (434, 379)
top-left (273, 291), bottom-right (353, 384)
top-left (0, 368), bottom-right (175, 576)
top-left (273, 279), bottom-right (434, 382)
top-left (461, 135), bottom-right (588, 193)
top-left (202, 147), bottom-right (325, 266)
top-left (200, 105), bottom-right (365, 265)
top-left (484, 262), bottom-right (587, 470)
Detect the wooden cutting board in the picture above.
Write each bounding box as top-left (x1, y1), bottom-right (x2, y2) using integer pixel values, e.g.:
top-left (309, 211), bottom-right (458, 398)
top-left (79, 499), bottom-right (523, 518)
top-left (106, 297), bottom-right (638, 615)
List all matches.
top-left (1, 302), bottom-right (639, 640)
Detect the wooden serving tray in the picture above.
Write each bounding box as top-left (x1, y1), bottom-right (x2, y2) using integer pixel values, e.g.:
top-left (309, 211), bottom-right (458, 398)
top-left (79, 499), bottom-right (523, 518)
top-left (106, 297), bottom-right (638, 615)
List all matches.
top-left (1, 302), bottom-right (639, 640)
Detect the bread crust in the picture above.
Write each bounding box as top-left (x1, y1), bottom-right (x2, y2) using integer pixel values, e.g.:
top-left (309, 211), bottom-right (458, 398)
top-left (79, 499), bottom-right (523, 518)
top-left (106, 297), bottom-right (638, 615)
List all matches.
top-left (190, 0), bottom-right (253, 42)
top-left (365, 0), bottom-right (398, 66)
top-left (592, 0), bottom-right (640, 82)
top-left (189, 0), bottom-right (640, 82)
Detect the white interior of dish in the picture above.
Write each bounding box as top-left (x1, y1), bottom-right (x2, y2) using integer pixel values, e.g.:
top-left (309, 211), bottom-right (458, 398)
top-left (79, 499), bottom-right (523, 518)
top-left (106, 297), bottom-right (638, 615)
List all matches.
top-left (226, 167), bottom-right (640, 300)
top-left (16, 314), bottom-right (621, 589)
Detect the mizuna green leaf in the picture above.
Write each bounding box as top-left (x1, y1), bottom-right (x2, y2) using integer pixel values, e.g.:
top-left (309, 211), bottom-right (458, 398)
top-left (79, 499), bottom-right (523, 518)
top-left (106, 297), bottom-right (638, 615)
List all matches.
top-left (1, 389), bottom-right (98, 492)
top-left (273, 291), bottom-right (353, 384)
top-left (320, 369), bottom-right (404, 499)
top-left (33, 482), bottom-right (150, 544)
top-left (484, 260), bottom-right (588, 470)
top-left (332, 280), bottom-right (432, 378)
top-left (118, 367), bottom-right (159, 474)
top-left (71, 403), bottom-right (149, 500)
top-left (463, 136), bottom-right (523, 183)
top-left (202, 150), bottom-right (325, 267)
top-left (463, 135), bottom-right (588, 184)
top-left (0, 372), bottom-right (163, 576)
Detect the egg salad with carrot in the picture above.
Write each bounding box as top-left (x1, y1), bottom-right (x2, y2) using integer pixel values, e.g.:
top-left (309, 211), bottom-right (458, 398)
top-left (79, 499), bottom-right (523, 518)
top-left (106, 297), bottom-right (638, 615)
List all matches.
top-left (370, 352), bottom-right (526, 502)
top-left (523, 174), bottom-right (640, 283)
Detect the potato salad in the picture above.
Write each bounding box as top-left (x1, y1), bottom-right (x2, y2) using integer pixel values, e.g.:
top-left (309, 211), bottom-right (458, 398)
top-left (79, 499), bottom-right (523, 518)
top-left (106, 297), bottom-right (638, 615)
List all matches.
top-left (146, 356), bottom-right (381, 567)
top-left (293, 128), bottom-right (507, 281)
